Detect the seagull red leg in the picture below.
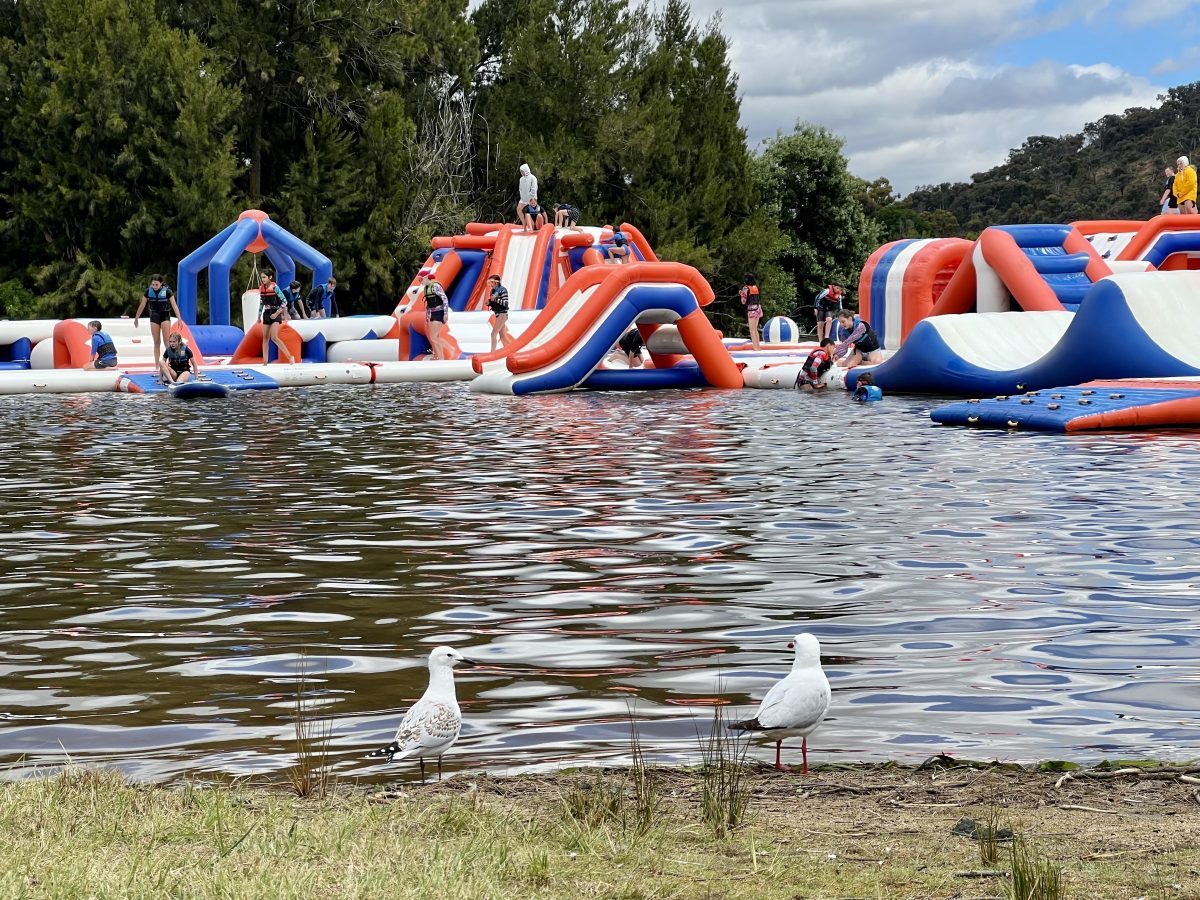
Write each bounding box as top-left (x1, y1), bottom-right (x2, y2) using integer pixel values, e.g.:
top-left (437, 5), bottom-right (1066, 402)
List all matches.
top-left (802, 737), bottom-right (809, 775)
top-left (775, 739), bottom-right (782, 770)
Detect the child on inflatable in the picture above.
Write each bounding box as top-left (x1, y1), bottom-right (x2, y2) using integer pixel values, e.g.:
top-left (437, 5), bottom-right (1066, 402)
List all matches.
top-left (159, 332), bottom-right (200, 384)
top-left (795, 339), bottom-right (835, 391)
top-left (853, 371), bottom-right (883, 402)
top-left (740, 273), bottom-right (762, 351)
top-left (813, 284), bottom-right (842, 342)
top-left (612, 328), bottom-right (645, 367)
top-left (84, 321), bottom-right (118, 370)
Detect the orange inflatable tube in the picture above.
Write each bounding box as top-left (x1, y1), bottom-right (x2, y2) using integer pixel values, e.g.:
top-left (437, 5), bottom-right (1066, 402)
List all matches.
top-left (976, 228), bottom-right (1063, 311)
top-left (231, 320), bottom-right (303, 364)
top-left (1114, 214), bottom-right (1200, 262)
top-left (898, 238), bottom-right (972, 338)
top-left (520, 224), bottom-right (556, 310)
top-left (927, 250), bottom-right (978, 316)
top-left (619, 223), bottom-right (659, 263)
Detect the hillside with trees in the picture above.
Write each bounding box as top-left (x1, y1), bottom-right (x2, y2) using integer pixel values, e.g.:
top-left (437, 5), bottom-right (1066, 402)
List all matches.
top-left (876, 84), bottom-right (1200, 242)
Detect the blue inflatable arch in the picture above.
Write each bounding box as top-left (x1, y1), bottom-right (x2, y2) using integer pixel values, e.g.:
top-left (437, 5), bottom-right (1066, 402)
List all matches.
top-left (176, 210), bottom-right (333, 326)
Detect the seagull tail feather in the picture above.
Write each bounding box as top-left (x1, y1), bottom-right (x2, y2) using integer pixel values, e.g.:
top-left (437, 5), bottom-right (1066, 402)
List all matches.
top-left (366, 740), bottom-right (401, 761)
top-left (728, 716), bottom-right (764, 732)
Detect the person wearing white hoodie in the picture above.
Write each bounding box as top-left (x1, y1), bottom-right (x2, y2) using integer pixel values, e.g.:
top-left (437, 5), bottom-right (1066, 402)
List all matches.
top-left (517, 163), bottom-right (538, 223)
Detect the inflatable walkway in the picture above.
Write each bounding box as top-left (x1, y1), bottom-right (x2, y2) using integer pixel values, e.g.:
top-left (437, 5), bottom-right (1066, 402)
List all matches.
top-left (931, 380), bottom-right (1200, 432)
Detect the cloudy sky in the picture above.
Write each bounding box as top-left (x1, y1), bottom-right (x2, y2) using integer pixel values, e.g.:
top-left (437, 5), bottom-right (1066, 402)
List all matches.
top-left (686, 0), bottom-right (1190, 194)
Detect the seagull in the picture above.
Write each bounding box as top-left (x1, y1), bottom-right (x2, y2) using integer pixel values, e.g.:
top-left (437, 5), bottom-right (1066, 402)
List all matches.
top-left (729, 633), bottom-right (831, 774)
top-left (366, 645), bottom-right (473, 781)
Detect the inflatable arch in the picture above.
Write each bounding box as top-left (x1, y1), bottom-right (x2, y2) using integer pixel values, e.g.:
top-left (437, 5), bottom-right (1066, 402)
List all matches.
top-left (176, 210), bottom-right (333, 326)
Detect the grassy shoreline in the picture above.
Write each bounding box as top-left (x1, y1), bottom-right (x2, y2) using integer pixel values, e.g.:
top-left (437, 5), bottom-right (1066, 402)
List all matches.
top-left (2, 762), bottom-right (1199, 899)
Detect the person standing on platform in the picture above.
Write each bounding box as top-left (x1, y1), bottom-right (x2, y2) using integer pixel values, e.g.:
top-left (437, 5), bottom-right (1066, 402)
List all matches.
top-left (517, 163), bottom-right (538, 224)
top-left (486, 274), bottom-right (514, 353)
top-left (133, 274), bottom-right (182, 368)
top-left (306, 277), bottom-right (337, 319)
top-left (1174, 156), bottom-right (1196, 214)
top-left (258, 271), bottom-right (295, 364)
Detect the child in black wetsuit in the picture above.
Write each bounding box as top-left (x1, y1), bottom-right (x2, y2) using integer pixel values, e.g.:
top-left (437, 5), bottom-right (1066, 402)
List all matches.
top-left (486, 274), bottom-right (514, 352)
top-left (616, 328), bottom-right (644, 368)
top-left (159, 332), bottom-right (200, 384)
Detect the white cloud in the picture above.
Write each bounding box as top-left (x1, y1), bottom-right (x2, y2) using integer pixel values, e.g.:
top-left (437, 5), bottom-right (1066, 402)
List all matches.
top-left (689, 0), bottom-right (1163, 193)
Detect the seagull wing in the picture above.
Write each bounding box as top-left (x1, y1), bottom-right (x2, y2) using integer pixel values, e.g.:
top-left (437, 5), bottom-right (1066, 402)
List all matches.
top-left (366, 697), bottom-right (461, 762)
top-left (753, 669), bottom-right (831, 734)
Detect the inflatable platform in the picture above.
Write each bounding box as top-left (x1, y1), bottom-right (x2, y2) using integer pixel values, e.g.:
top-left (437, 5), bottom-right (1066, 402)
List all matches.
top-left (931, 380), bottom-right (1200, 432)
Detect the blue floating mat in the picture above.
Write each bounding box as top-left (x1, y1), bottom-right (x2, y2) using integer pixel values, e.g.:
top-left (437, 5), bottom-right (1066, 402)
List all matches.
top-left (931, 382), bottom-right (1200, 432)
top-left (172, 381), bottom-right (230, 400)
top-left (123, 369), bottom-right (279, 395)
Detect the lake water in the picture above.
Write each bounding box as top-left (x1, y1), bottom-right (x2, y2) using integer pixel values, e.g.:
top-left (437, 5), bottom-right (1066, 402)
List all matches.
top-left (1, 384), bottom-right (1199, 783)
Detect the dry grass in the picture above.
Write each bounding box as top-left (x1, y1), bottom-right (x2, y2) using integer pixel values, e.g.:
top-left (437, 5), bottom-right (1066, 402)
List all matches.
top-left (0, 763), bottom-right (1198, 899)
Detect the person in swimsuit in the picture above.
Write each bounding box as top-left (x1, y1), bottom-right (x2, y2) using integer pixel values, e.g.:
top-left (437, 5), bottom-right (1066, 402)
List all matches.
top-left (740, 272), bottom-right (762, 351)
top-left (486, 274), bottom-right (514, 352)
top-left (616, 328), bottom-right (645, 367)
top-left (258, 271), bottom-right (295, 364)
top-left (422, 272), bottom-right (453, 360)
top-left (84, 320), bottom-right (118, 370)
top-left (833, 308), bottom-right (883, 367)
top-left (159, 332), bottom-right (200, 384)
top-left (133, 274), bottom-right (182, 369)
top-left (554, 203), bottom-right (582, 230)
top-left (522, 196), bottom-right (546, 231)
top-left (813, 284), bottom-right (843, 342)
top-left (285, 280), bottom-right (307, 319)
top-left (604, 229), bottom-right (632, 264)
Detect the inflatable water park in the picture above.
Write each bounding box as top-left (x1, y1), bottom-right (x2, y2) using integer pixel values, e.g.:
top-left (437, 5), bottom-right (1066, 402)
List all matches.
top-left (0, 209), bottom-right (823, 398)
top-left (856, 215), bottom-right (1200, 430)
top-left (7, 207), bottom-right (1200, 431)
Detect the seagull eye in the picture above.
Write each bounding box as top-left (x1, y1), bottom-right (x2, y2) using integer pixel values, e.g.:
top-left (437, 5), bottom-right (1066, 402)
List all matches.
top-left (787, 642), bottom-right (795, 649)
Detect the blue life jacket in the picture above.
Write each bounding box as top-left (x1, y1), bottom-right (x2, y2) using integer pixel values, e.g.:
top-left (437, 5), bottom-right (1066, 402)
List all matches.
top-left (146, 285), bottom-right (172, 305)
top-left (92, 331), bottom-right (117, 361)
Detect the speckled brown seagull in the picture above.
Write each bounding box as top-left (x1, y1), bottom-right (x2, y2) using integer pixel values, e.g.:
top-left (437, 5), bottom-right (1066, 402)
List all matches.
top-left (730, 633), bottom-right (831, 774)
top-left (366, 646), bottom-right (473, 781)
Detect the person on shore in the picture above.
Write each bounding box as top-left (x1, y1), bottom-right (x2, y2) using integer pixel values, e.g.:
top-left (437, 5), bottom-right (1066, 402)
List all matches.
top-left (832, 308), bottom-right (882, 367)
top-left (422, 272), bottom-right (454, 361)
top-left (486, 274), bottom-right (514, 353)
top-left (554, 203), bottom-right (582, 230)
top-left (133, 274), bottom-right (182, 367)
top-left (740, 273), bottom-right (763, 351)
top-left (1160, 166), bottom-right (1179, 215)
top-left (258, 271), bottom-right (295, 364)
top-left (84, 320), bottom-right (118, 370)
top-left (306, 277), bottom-right (337, 319)
top-left (517, 163), bottom-right (538, 224)
top-left (1174, 156), bottom-right (1197, 214)
top-left (614, 328), bottom-right (645, 367)
top-left (159, 332), bottom-right (200, 384)
top-left (795, 339), bottom-right (836, 391)
top-left (522, 197), bottom-right (546, 232)
top-left (813, 284), bottom-right (843, 342)
top-left (603, 229), bottom-right (632, 264)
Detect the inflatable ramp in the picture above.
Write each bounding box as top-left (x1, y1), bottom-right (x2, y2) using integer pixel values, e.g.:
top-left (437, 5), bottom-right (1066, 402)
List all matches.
top-left (931, 380), bottom-right (1200, 432)
top-left (865, 270), bottom-right (1200, 395)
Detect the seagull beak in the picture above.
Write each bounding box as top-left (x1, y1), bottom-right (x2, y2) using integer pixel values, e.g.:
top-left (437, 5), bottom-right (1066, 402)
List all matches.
top-left (455, 656), bottom-right (476, 668)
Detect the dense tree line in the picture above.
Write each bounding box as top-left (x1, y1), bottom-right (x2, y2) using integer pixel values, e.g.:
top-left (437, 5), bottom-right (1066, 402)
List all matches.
top-left (0, 0), bottom-right (885, 327)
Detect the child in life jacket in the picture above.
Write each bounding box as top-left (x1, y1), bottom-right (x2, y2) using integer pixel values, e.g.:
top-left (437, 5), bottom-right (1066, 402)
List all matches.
top-left (795, 339), bottom-right (835, 391)
top-left (853, 371), bottom-right (883, 402)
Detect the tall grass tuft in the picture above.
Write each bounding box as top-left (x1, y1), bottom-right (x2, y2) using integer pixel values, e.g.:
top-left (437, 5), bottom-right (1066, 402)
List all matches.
top-left (560, 715), bottom-right (659, 838)
top-left (978, 804), bottom-right (1002, 866)
top-left (285, 652), bottom-right (334, 800)
top-left (699, 706), bottom-right (752, 839)
top-left (1008, 836), bottom-right (1065, 900)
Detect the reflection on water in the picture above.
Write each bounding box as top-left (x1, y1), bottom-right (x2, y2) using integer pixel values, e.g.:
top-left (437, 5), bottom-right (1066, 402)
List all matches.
top-left (2, 386), bottom-right (1199, 781)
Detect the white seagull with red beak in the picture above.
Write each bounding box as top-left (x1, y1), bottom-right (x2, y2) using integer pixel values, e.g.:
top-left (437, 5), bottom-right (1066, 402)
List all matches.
top-left (730, 634), bottom-right (831, 773)
top-left (366, 646), bottom-right (473, 781)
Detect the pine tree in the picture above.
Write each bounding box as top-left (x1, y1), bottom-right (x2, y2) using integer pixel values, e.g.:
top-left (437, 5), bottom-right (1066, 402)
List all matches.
top-left (0, 0), bottom-right (240, 315)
